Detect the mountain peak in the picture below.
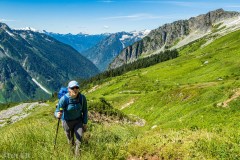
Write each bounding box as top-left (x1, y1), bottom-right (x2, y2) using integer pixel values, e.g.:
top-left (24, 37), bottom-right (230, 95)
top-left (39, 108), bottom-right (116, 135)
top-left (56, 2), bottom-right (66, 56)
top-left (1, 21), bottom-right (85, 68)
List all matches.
top-left (194, 8), bottom-right (240, 20)
top-left (109, 9), bottom-right (240, 69)
top-left (14, 27), bottom-right (44, 33)
top-left (0, 22), bottom-right (11, 31)
top-left (76, 32), bottom-right (89, 36)
top-left (210, 8), bottom-right (224, 13)
top-left (207, 8), bottom-right (239, 15)
top-left (17, 27), bottom-right (35, 31)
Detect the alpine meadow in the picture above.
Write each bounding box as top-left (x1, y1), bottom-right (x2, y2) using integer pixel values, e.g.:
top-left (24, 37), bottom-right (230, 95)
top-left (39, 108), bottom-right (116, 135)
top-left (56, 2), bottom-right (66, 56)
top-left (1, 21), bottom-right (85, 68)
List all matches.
top-left (0, 7), bottom-right (240, 160)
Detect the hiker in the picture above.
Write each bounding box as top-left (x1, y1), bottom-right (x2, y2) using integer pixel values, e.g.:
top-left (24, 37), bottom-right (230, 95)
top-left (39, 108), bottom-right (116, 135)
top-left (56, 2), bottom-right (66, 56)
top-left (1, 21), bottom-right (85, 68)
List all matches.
top-left (55, 80), bottom-right (88, 155)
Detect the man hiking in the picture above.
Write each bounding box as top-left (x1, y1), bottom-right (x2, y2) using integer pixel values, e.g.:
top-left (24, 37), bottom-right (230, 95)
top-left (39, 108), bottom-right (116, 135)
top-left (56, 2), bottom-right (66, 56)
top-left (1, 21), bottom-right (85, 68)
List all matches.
top-left (55, 80), bottom-right (88, 155)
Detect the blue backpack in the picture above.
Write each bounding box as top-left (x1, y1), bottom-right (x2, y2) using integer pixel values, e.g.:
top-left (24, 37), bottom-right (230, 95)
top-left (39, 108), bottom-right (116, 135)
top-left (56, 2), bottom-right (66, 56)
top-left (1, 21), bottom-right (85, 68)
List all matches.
top-left (58, 87), bottom-right (68, 99)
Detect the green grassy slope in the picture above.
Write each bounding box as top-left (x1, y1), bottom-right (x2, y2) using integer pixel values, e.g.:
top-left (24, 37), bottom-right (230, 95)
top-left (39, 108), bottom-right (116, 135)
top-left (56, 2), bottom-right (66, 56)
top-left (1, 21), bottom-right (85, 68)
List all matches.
top-left (0, 30), bottom-right (240, 159)
top-left (85, 29), bottom-right (240, 159)
top-left (0, 101), bottom-right (142, 160)
top-left (88, 29), bottom-right (240, 127)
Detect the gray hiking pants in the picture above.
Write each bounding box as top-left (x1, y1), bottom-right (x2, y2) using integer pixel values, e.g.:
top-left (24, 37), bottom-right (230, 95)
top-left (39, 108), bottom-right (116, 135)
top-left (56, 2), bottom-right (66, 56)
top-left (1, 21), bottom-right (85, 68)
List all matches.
top-left (62, 119), bottom-right (83, 154)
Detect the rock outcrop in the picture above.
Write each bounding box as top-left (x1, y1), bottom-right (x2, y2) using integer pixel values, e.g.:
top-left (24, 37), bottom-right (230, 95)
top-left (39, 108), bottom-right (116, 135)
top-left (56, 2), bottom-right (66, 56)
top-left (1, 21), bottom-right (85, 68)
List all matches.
top-left (109, 9), bottom-right (240, 69)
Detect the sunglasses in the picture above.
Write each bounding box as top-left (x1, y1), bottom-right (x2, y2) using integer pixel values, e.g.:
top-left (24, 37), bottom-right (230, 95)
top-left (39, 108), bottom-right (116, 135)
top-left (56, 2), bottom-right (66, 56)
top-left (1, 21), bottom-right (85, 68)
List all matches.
top-left (70, 86), bottom-right (79, 90)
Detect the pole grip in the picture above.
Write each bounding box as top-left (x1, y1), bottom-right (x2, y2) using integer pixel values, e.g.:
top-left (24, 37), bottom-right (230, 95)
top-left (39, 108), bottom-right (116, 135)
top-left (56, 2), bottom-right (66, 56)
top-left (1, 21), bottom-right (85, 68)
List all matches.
top-left (58, 108), bottom-right (63, 119)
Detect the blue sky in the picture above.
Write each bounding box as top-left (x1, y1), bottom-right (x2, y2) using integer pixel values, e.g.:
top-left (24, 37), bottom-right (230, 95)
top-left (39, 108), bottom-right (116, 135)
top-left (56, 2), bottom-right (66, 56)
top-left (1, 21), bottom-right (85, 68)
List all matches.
top-left (1, 0), bottom-right (240, 34)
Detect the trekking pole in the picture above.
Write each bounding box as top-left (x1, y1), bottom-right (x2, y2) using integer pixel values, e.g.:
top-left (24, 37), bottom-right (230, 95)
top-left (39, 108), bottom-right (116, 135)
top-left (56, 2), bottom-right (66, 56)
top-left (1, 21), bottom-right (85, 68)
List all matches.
top-left (54, 109), bottom-right (63, 149)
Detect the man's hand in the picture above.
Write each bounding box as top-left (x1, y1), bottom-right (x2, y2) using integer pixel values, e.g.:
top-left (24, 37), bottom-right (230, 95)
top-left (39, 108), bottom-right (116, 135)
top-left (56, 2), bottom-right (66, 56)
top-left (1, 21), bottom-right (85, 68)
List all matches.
top-left (57, 112), bottom-right (62, 119)
top-left (83, 124), bottom-right (87, 132)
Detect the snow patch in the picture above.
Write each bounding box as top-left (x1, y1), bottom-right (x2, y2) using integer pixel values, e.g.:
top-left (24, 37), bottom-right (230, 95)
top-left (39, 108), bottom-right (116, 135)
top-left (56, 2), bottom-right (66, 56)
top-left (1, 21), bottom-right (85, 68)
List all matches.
top-left (32, 78), bottom-right (51, 94)
top-left (15, 27), bottom-right (40, 32)
top-left (131, 29), bottom-right (151, 38)
top-left (119, 29), bottom-right (151, 49)
top-left (22, 56), bottom-right (28, 67)
top-left (0, 45), bottom-right (6, 58)
top-left (1, 48), bottom-right (11, 58)
top-left (120, 34), bottom-right (131, 41)
top-left (6, 30), bottom-right (14, 37)
top-left (120, 40), bottom-right (125, 48)
top-left (143, 29), bottom-right (151, 35)
top-left (19, 33), bottom-right (27, 39)
top-left (45, 38), bottom-right (53, 42)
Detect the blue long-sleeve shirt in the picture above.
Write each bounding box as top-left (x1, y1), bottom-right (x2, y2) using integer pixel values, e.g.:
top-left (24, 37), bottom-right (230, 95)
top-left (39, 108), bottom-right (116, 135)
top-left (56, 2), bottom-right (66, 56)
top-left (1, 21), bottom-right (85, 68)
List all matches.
top-left (55, 93), bottom-right (88, 124)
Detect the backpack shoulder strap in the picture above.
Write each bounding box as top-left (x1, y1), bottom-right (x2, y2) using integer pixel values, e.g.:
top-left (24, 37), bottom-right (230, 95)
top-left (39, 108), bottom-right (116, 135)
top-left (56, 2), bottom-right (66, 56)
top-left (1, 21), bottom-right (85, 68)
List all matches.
top-left (82, 95), bottom-right (84, 106)
top-left (62, 95), bottom-right (69, 109)
top-left (79, 93), bottom-right (83, 106)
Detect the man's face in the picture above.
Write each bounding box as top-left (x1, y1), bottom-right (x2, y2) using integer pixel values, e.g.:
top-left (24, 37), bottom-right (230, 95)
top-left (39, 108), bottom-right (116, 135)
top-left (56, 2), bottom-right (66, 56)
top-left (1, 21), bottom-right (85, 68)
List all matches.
top-left (68, 86), bottom-right (79, 98)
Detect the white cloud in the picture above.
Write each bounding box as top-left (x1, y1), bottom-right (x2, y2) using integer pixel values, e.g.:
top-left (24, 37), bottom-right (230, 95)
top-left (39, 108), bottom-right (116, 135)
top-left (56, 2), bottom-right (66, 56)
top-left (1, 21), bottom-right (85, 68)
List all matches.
top-left (103, 25), bottom-right (109, 29)
top-left (226, 5), bottom-right (240, 8)
top-left (0, 18), bottom-right (17, 22)
top-left (77, 26), bottom-right (87, 29)
top-left (101, 13), bottom-right (171, 20)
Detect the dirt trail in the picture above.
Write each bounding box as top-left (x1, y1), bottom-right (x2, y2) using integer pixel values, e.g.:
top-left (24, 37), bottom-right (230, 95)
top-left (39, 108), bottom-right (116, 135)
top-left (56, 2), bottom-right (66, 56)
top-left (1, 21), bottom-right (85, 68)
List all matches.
top-left (87, 85), bottom-right (100, 93)
top-left (221, 88), bottom-right (240, 107)
top-left (88, 111), bottom-right (146, 127)
top-left (120, 99), bottom-right (135, 110)
top-left (0, 102), bottom-right (48, 127)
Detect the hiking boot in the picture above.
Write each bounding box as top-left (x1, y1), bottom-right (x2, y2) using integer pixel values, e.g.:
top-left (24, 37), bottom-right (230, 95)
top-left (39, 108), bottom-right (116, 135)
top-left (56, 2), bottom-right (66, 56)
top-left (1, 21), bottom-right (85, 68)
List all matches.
top-left (75, 141), bottom-right (81, 156)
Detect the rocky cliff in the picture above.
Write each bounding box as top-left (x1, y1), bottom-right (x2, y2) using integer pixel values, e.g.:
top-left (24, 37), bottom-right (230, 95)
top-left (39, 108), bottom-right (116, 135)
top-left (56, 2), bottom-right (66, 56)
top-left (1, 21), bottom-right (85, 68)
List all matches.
top-left (109, 9), bottom-right (240, 69)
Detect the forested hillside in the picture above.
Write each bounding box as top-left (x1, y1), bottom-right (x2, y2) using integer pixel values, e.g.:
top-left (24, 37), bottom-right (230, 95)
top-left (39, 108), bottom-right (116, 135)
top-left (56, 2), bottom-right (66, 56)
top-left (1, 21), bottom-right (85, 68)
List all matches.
top-left (0, 23), bottom-right (99, 102)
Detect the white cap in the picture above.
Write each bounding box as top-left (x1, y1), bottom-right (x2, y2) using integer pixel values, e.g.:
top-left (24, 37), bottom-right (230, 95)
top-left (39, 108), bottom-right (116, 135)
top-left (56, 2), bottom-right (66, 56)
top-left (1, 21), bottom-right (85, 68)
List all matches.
top-left (68, 80), bottom-right (79, 88)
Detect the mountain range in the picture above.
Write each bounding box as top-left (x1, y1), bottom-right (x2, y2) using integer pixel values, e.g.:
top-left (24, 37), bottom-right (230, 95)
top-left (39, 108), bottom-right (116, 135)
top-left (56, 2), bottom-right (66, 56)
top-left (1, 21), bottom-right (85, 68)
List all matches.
top-left (45, 32), bottom-right (109, 53)
top-left (0, 23), bottom-right (99, 102)
top-left (46, 30), bottom-right (150, 71)
top-left (1, 8), bottom-right (239, 103)
top-left (82, 30), bottom-right (150, 71)
top-left (109, 9), bottom-right (240, 69)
